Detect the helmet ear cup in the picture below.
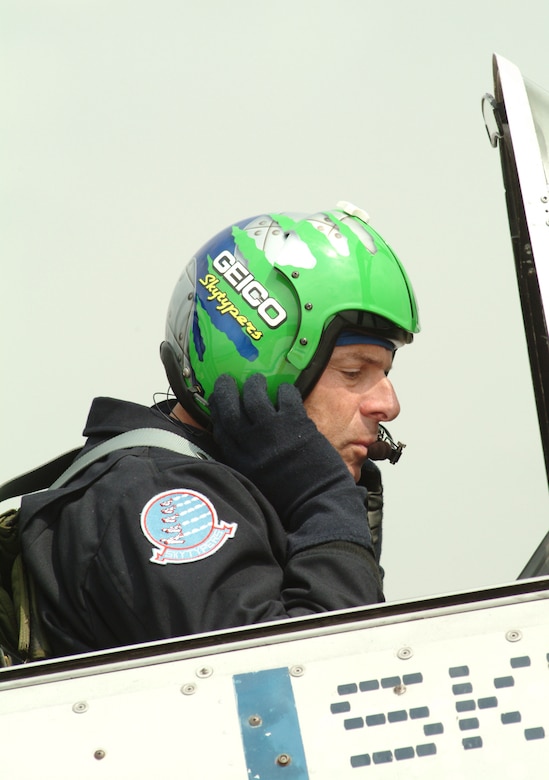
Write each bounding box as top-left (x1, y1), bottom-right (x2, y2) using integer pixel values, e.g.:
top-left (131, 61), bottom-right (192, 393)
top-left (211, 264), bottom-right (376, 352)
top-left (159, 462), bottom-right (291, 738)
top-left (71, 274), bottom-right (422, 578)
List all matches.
top-left (159, 341), bottom-right (211, 428)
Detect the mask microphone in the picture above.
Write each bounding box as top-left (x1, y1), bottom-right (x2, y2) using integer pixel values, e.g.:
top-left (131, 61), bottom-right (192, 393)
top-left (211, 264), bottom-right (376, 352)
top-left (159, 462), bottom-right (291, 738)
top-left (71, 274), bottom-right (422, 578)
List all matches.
top-left (368, 424), bottom-right (406, 464)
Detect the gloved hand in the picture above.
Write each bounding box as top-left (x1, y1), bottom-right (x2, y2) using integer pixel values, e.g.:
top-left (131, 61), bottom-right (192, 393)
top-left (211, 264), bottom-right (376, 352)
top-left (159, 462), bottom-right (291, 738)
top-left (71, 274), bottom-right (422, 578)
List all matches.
top-left (209, 374), bottom-right (373, 553)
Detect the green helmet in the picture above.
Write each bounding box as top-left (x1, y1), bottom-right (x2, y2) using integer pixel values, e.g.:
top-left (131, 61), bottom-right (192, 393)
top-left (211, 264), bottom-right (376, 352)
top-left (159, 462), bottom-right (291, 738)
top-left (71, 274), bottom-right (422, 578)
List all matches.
top-left (161, 201), bottom-right (419, 424)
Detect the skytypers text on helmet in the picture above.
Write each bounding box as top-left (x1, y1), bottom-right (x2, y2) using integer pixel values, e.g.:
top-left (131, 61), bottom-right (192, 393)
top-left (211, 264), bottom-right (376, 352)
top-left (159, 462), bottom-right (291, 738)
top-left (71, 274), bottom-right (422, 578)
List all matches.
top-left (198, 273), bottom-right (263, 340)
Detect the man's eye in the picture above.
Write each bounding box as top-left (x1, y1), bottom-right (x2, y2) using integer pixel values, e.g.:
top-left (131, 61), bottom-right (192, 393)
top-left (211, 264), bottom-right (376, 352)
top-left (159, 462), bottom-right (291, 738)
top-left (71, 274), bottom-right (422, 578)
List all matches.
top-left (342, 370), bottom-right (360, 379)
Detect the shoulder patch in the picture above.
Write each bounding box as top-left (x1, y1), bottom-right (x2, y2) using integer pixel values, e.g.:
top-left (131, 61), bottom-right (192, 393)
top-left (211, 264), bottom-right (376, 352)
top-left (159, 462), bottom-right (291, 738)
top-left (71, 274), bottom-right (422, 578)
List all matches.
top-left (140, 489), bottom-right (237, 565)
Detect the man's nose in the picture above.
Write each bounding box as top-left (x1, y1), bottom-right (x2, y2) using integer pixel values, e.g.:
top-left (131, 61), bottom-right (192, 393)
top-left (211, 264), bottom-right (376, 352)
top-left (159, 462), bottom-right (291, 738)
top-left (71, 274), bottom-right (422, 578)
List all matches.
top-left (360, 377), bottom-right (400, 421)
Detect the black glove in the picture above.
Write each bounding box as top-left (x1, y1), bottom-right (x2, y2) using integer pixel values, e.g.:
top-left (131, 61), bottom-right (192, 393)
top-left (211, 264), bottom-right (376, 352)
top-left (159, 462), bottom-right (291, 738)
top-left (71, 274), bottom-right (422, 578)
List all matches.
top-left (209, 374), bottom-right (373, 554)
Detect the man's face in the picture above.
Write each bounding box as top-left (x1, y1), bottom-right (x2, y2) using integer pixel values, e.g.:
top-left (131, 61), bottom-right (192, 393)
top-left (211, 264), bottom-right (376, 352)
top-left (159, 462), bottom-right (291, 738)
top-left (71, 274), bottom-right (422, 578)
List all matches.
top-left (303, 343), bottom-right (400, 482)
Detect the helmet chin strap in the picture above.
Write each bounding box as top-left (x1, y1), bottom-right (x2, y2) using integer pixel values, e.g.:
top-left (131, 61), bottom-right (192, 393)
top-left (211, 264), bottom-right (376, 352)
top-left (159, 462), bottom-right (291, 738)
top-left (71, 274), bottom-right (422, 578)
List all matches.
top-left (159, 341), bottom-right (212, 429)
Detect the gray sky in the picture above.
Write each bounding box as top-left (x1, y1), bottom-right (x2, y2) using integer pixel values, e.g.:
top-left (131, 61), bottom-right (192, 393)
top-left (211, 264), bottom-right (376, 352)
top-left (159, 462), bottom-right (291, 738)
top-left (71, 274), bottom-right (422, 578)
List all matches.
top-left (2, 0), bottom-right (549, 602)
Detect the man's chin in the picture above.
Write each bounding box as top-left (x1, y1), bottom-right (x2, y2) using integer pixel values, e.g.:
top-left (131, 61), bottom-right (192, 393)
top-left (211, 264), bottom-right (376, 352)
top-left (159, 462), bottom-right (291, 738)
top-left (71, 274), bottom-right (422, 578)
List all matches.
top-left (337, 447), bottom-right (365, 482)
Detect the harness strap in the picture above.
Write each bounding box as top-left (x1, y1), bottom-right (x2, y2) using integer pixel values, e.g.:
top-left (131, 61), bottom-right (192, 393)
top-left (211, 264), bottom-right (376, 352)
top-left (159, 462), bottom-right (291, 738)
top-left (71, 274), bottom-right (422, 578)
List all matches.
top-left (0, 428), bottom-right (211, 501)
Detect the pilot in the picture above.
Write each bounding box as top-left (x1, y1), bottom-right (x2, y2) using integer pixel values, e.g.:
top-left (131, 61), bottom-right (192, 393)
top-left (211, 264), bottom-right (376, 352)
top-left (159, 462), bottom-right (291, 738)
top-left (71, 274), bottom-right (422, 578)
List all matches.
top-left (20, 202), bottom-right (419, 656)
